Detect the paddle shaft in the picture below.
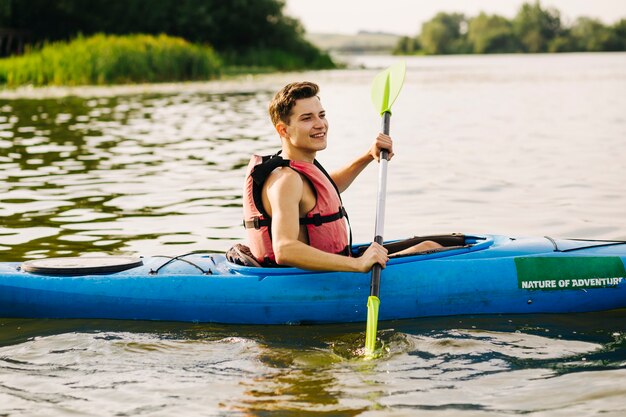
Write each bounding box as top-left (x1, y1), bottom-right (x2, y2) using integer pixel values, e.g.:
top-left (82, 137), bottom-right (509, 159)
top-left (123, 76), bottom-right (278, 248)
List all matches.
top-left (370, 111), bottom-right (391, 298)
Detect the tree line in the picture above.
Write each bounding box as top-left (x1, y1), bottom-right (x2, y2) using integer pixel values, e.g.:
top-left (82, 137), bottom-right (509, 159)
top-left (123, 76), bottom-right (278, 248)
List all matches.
top-left (0, 0), bottom-right (333, 70)
top-left (395, 2), bottom-right (626, 55)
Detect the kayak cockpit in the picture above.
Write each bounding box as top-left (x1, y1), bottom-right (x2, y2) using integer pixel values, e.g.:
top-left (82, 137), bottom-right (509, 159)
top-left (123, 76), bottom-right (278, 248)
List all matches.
top-left (225, 233), bottom-right (495, 270)
top-left (353, 233), bottom-right (468, 257)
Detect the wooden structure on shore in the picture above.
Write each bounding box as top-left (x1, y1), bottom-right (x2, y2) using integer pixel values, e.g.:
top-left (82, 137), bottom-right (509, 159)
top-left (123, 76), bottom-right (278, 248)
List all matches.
top-left (0, 28), bottom-right (31, 56)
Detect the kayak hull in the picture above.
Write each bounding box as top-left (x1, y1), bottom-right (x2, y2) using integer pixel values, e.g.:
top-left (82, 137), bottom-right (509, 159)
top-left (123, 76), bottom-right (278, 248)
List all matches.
top-left (1, 234), bottom-right (625, 324)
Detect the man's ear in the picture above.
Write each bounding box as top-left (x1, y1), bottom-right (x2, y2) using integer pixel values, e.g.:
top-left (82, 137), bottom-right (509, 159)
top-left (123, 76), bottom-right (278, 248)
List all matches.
top-left (275, 122), bottom-right (288, 138)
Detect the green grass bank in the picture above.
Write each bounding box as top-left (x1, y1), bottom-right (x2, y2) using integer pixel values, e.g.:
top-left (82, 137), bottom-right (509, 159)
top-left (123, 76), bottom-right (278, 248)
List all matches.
top-left (0, 34), bottom-right (222, 87)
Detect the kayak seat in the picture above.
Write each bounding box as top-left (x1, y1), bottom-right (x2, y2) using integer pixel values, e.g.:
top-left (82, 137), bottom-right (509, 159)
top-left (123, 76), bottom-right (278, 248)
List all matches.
top-left (226, 244), bottom-right (262, 267)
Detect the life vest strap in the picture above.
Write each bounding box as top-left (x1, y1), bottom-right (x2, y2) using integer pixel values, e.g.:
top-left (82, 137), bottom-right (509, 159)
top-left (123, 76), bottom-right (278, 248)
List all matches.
top-left (250, 153), bottom-right (289, 186)
top-left (301, 206), bottom-right (347, 227)
top-left (243, 216), bottom-right (271, 230)
top-left (243, 206), bottom-right (347, 230)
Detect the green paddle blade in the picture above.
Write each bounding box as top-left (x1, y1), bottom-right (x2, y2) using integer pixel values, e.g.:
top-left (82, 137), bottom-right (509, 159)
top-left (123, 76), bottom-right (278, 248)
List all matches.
top-left (371, 61), bottom-right (406, 116)
top-left (365, 295), bottom-right (380, 354)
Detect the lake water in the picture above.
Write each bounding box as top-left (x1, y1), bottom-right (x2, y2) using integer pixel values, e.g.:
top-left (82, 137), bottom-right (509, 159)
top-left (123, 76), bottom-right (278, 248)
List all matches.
top-left (1, 53), bottom-right (625, 416)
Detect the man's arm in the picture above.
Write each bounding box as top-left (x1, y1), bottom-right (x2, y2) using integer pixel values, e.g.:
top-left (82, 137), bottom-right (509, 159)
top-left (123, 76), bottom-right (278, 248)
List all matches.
top-left (265, 168), bottom-right (388, 272)
top-left (330, 133), bottom-right (394, 193)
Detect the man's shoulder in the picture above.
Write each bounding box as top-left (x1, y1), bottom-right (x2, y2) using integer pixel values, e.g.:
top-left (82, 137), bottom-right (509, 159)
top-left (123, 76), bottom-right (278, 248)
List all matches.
top-left (264, 166), bottom-right (304, 188)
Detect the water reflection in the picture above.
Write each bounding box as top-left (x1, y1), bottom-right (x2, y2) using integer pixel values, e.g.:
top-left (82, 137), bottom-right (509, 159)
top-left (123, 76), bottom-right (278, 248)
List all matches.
top-left (1, 92), bottom-right (278, 260)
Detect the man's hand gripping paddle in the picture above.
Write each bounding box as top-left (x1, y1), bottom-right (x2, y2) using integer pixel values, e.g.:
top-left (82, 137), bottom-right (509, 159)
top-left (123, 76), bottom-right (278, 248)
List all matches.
top-left (365, 61), bottom-right (406, 356)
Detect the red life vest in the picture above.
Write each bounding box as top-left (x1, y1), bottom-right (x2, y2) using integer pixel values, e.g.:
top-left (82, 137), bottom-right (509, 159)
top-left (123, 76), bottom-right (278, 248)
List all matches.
top-left (243, 153), bottom-right (351, 265)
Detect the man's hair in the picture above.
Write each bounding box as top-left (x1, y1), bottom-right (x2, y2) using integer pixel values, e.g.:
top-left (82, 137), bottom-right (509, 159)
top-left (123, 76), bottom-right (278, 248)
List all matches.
top-left (268, 81), bottom-right (319, 126)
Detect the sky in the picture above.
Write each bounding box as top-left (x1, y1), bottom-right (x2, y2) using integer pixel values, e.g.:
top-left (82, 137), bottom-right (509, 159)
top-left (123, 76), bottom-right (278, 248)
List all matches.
top-left (285, 0), bottom-right (626, 36)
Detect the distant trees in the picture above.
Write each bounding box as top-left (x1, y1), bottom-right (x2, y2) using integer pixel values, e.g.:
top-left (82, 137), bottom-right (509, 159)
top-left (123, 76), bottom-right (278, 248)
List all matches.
top-left (566, 17), bottom-right (624, 52)
top-left (0, 0), bottom-right (333, 69)
top-left (468, 13), bottom-right (517, 54)
top-left (394, 1), bottom-right (625, 55)
top-left (395, 36), bottom-right (421, 55)
top-left (419, 13), bottom-right (469, 55)
top-left (513, 1), bottom-right (562, 53)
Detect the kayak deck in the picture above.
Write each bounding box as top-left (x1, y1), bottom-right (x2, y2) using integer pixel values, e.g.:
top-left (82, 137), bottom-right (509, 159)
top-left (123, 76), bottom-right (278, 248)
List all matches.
top-left (0, 234), bottom-right (625, 324)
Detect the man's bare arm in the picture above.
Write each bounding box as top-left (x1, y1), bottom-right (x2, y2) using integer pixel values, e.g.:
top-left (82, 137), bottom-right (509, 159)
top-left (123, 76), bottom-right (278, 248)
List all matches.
top-left (265, 169), bottom-right (388, 272)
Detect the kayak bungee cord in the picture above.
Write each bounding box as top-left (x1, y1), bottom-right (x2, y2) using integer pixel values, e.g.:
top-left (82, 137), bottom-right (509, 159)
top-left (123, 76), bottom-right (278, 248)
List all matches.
top-left (150, 253), bottom-right (213, 275)
top-left (562, 241), bottom-right (626, 252)
top-left (545, 236), bottom-right (626, 252)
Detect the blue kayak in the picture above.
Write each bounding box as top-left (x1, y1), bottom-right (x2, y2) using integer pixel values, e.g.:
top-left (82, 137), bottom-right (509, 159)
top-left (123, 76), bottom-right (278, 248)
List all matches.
top-left (0, 234), bottom-right (625, 324)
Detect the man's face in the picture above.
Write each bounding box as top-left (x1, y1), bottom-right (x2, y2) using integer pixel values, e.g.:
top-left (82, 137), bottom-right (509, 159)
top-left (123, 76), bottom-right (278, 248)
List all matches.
top-left (280, 96), bottom-right (328, 153)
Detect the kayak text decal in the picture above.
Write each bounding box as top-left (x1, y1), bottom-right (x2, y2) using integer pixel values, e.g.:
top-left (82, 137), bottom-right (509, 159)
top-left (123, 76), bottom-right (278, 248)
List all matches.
top-left (515, 256), bottom-right (626, 291)
top-left (520, 277), bottom-right (623, 290)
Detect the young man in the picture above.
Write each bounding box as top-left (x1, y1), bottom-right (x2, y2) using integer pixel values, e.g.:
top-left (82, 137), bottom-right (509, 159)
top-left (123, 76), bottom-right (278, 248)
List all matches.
top-left (242, 82), bottom-right (440, 271)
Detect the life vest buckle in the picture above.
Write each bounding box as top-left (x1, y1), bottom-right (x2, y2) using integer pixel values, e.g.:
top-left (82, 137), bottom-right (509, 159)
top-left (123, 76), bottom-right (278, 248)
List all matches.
top-left (243, 216), bottom-right (264, 230)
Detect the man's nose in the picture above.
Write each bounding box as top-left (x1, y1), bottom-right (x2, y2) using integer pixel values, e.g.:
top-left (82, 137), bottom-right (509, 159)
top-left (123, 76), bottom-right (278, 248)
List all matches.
top-left (313, 116), bottom-right (325, 127)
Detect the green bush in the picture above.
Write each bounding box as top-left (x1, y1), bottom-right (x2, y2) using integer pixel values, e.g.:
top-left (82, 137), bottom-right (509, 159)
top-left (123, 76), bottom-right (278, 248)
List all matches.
top-left (0, 33), bottom-right (222, 86)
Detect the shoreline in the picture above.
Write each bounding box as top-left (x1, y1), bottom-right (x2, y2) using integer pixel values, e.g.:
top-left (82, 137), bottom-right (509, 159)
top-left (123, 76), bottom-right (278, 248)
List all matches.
top-left (0, 72), bottom-right (319, 100)
top-left (2, 51), bottom-right (624, 100)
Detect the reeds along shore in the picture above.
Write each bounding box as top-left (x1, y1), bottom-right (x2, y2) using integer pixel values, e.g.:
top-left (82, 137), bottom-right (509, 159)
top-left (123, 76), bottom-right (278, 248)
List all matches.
top-left (0, 34), bottom-right (222, 87)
